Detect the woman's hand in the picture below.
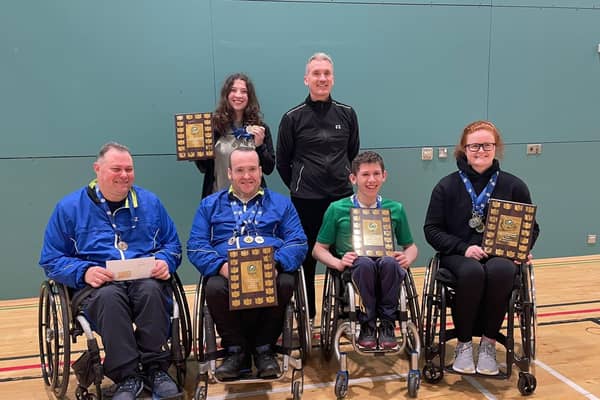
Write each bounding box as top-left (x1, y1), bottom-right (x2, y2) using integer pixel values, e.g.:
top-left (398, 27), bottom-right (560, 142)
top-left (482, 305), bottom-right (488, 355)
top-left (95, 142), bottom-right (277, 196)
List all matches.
top-left (465, 245), bottom-right (488, 261)
top-left (247, 125), bottom-right (265, 146)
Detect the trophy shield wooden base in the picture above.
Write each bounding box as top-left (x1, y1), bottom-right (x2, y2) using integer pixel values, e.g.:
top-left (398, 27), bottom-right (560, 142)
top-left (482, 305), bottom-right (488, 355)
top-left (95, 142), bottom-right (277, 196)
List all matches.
top-left (351, 208), bottom-right (395, 258)
top-left (482, 198), bottom-right (537, 263)
top-left (174, 112), bottom-right (214, 160)
top-left (228, 246), bottom-right (278, 310)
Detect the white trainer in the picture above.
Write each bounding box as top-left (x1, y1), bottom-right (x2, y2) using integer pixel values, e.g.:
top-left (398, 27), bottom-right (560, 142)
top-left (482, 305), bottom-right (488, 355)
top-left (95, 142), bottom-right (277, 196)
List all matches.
top-left (477, 339), bottom-right (499, 375)
top-left (452, 341), bottom-right (475, 374)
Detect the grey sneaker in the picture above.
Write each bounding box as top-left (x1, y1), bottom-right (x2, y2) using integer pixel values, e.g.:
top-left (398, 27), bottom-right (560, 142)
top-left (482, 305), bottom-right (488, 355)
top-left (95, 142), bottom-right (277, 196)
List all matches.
top-left (477, 339), bottom-right (499, 375)
top-left (112, 376), bottom-right (143, 400)
top-left (452, 341), bottom-right (475, 374)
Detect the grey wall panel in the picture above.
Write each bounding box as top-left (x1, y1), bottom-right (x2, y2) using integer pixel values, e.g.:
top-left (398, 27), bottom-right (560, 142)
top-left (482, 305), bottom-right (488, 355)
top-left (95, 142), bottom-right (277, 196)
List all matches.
top-left (0, 0), bottom-right (215, 158)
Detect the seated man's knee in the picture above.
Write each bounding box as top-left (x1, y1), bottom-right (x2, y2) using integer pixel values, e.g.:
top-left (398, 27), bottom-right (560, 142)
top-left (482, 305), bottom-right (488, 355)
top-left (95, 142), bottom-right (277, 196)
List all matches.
top-left (277, 272), bottom-right (296, 304)
top-left (378, 256), bottom-right (405, 277)
top-left (205, 275), bottom-right (228, 300)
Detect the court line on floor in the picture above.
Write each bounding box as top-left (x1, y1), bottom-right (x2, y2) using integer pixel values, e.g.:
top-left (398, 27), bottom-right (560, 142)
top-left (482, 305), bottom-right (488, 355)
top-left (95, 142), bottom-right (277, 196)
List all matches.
top-left (535, 359), bottom-right (599, 400)
top-left (203, 371), bottom-right (499, 400)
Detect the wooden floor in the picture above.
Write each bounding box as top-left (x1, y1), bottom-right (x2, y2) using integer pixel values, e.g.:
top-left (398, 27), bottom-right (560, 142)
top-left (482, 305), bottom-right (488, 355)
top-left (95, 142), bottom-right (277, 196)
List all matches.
top-left (2, 255), bottom-right (600, 399)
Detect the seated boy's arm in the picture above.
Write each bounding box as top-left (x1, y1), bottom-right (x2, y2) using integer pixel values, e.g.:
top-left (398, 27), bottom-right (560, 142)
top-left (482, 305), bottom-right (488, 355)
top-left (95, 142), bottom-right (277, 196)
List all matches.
top-left (393, 243), bottom-right (418, 269)
top-left (313, 242), bottom-right (356, 271)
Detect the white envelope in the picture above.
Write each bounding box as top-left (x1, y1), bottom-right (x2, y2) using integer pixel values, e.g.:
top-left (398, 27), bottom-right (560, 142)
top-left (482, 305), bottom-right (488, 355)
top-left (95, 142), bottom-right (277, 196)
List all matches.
top-left (106, 256), bottom-right (155, 281)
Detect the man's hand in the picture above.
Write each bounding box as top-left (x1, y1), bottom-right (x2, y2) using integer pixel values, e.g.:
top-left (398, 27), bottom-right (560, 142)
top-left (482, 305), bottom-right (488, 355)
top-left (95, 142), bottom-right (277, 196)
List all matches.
top-left (465, 245), bottom-right (488, 261)
top-left (84, 266), bottom-right (114, 288)
top-left (392, 251), bottom-right (410, 269)
top-left (336, 251), bottom-right (358, 271)
top-left (151, 259), bottom-right (171, 280)
top-left (219, 262), bottom-right (230, 279)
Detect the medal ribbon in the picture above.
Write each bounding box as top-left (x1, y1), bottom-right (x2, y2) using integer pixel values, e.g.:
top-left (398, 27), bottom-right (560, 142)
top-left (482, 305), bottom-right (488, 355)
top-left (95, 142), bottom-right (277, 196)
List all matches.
top-left (351, 194), bottom-right (382, 209)
top-left (458, 170), bottom-right (499, 217)
top-left (231, 125), bottom-right (253, 141)
top-left (95, 186), bottom-right (137, 249)
top-left (229, 196), bottom-right (263, 240)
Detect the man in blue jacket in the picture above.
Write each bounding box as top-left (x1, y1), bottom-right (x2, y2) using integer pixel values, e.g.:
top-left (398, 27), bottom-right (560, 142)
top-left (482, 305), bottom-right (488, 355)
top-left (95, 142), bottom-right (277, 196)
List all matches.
top-left (188, 147), bottom-right (307, 381)
top-left (39, 142), bottom-right (182, 400)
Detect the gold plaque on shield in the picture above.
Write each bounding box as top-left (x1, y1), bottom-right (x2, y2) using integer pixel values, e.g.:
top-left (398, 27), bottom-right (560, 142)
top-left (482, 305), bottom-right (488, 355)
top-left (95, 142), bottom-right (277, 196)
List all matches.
top-left (174, 112), bottom-right (214, 160)
top-left (228, 246), bottom-right (278, 310)
top-left (482, 199), bottom-right (537, 263)
top-left (351, 208), bottom-right (394, 257)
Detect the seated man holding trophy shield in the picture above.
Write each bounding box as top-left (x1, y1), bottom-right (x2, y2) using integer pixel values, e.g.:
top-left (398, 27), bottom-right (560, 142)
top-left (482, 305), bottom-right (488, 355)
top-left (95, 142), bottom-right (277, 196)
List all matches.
top-left (313, 151), bottom-right (418, 349)
top-left (39, 142), bottom-right (183, 400)
top-left (187, 147), bottom-right (308, 380)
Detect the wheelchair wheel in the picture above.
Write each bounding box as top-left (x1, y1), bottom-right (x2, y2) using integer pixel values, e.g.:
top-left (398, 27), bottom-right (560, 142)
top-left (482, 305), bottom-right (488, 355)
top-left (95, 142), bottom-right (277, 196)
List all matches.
top-left (334, 370), bottom-right (349, 399)
top-left (407, 369), bottom-right (420, 398)
top-left (192, 278), bottom-right (205, 362)
top-left (421, 257), bottom-right (442, 363)
top-left (518, 371), bottom-right (537, 395)
top-left (520, 263), bottom-right (537, 360)
top-left (404, 269), bottom-right (422, 347)
top-left (173, 273), bottom-right (192, 359)
top-left (294, 267), bottom-right (312, 362)
top-left (320, 268), bottom-right (339, 361)
top-left (38, 281), bottom-right (71, 399)
top-left (292, 380), bottom-right (302, 400)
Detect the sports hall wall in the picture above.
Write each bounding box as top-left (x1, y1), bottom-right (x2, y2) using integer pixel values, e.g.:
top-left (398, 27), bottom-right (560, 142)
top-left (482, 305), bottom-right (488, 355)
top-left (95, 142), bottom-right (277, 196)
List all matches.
top-left (1, 0), bottom-right (599, 300)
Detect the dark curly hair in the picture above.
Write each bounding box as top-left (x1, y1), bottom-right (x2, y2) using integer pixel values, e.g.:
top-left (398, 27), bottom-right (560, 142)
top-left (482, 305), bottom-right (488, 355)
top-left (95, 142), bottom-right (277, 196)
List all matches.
top-left (212, 73), bottom-right (264, 135)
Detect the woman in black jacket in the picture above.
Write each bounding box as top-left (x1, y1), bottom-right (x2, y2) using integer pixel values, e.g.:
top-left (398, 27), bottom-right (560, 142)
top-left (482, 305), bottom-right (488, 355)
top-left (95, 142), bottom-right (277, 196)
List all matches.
top-left (424, 120), bottom-right (539, 376)
top-left (195, 73), bottom-right (274, 198)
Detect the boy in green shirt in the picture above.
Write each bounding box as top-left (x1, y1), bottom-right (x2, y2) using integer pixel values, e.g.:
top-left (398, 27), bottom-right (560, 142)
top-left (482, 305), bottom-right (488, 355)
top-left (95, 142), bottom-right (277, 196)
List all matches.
top-left (313, 151), bottom-right (418, 349)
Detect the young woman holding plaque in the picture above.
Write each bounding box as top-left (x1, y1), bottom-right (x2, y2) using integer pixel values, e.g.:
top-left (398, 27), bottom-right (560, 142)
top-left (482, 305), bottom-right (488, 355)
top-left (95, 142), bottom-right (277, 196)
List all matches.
top-left (423, 120), bottom-right (540, 376)
top-left (195, 73), bottom-right (275, 198)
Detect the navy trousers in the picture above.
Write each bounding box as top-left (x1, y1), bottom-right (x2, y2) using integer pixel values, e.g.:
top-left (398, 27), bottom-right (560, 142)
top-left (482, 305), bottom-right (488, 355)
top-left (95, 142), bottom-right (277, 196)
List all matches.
top-left (351, 256), bottom-right (406, 327)
top-left (82, 279), bottom-right (173, 382)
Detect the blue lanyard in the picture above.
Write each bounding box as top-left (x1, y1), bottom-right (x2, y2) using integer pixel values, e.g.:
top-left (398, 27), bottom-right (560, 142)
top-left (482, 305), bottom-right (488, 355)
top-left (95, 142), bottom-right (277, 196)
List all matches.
top-left (230, 196), bottom-right (263, 237)
top-left (231, 125), bottom-right (253, 141)
top-left (351, 194), bottom-right (382, 209)
top-left (95, 186), bottom-right (137, 238)
top-left (458, 170), bottom-right (499, 217)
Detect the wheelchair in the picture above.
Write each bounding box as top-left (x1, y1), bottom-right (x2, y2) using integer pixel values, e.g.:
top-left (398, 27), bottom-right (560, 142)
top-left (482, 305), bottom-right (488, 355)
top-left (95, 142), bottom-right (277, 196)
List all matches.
top-left (420, 253), bottom-right (537, 395)
top-left (38, 274), bottom-right (192, 400)
top-left (319, 266), bottom-right (422, 398)
top-left (192, 266), bottom-right (311, 400)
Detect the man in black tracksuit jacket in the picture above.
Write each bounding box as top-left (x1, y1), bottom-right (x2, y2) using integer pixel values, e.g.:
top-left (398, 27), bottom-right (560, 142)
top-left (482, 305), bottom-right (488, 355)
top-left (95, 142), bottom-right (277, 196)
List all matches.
top-left (276, 52), bottom-right (360, 320)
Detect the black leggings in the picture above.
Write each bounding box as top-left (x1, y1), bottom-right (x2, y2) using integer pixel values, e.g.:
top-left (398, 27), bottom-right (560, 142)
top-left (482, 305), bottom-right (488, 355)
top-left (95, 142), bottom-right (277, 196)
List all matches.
top-left (440, 255), bottom-right (516, 342)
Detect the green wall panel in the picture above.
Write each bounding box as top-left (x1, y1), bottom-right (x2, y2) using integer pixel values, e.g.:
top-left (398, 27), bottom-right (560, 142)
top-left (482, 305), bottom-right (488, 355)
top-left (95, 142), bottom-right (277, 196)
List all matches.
top-left (211, 1), bottom-right (491, 148)
top-left (1, 0), bottom-right (600, 299)
top-left (488, 6), bottom-right (600, 143)
top-left (0, 0), bottom-right (215, 158)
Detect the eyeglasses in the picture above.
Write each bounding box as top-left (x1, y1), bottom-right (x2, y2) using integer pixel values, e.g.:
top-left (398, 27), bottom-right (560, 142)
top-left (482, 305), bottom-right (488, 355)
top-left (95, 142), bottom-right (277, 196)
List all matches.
top-left (465, 143), bottom-right (496, 152)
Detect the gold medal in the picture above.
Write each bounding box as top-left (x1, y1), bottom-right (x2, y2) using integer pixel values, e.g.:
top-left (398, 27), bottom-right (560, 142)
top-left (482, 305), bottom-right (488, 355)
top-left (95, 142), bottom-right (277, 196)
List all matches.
top-left (255, 236), bottom-right (264, 244)
top-left (475, 224), bottom-right (485, 233)
top-left (117, 241), bottom-right (128, 251)
top-left (243, 236), bottom-right (254, 244)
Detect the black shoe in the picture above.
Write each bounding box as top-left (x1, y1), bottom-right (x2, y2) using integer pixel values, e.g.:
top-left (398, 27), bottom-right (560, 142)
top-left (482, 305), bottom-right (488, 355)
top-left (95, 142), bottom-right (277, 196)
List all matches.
top-left (254, 346), bottom-right (280, 378)
top-left (145, 368), bottom-right (181, 399)
top-left (215, 347), bottom-right (247, 381)
top-left (358, 322), bottom-right (377, 349)
top-left (378, 320), bottom-right (398, 349)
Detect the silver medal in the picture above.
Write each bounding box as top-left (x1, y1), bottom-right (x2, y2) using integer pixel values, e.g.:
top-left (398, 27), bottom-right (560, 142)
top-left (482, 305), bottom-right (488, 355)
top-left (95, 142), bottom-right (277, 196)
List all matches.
top-left (468, 216), bottom-right (482, 229)
top-left (254, 236), bottom-right (264, 244)
top-left (228, 236), bottom-right (236, 245)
